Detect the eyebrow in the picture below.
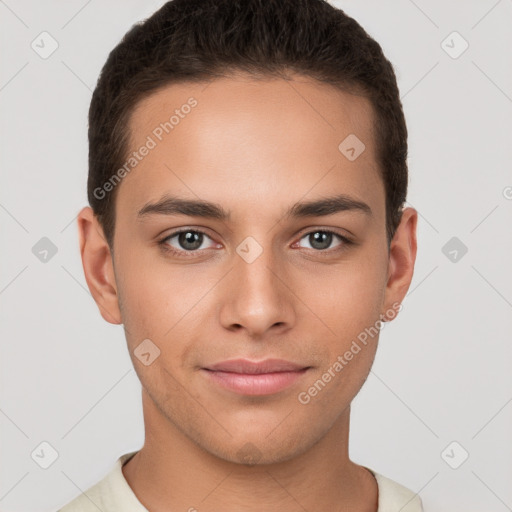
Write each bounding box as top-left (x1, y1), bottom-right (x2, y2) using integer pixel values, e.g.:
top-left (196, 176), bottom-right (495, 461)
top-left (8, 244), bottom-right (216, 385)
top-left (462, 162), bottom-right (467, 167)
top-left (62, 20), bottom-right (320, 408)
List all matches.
top-left (137, 193), bottom-right (372, 221)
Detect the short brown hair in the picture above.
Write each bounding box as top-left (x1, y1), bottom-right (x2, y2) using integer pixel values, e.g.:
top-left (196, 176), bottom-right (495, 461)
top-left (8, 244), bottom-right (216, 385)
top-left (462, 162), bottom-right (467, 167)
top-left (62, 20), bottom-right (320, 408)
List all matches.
top-left (88, 0), bottom-right (408, 250)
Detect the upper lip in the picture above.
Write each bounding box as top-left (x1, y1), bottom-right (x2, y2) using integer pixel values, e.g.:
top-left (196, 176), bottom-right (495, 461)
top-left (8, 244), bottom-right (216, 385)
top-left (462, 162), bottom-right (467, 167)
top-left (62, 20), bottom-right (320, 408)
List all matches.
top-left (204, 358), bottom-right (309, 374)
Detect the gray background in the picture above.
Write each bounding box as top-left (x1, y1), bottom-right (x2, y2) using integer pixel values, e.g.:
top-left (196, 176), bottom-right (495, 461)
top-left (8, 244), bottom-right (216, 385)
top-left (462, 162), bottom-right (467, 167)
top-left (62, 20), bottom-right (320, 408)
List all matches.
top-left (1, 1), bottom-right (511, 510)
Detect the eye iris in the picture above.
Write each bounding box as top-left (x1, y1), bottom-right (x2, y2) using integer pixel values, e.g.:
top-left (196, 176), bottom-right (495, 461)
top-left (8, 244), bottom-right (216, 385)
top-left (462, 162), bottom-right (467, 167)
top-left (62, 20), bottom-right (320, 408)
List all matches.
top-left (310, 231), bottom-right (332, 250)
top-left (179, 231), bottom-right (203, 250)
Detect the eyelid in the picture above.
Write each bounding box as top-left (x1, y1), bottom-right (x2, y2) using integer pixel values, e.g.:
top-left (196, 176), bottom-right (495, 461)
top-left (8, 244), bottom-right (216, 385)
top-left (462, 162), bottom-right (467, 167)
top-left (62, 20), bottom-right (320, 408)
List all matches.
top-left (294, 226), bottom-right (353, 242)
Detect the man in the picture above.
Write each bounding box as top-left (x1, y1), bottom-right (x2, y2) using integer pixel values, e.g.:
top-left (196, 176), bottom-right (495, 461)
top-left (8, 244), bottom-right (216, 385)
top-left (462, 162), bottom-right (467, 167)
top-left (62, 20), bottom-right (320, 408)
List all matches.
top-left (60, 0), bottom-right (422, 510)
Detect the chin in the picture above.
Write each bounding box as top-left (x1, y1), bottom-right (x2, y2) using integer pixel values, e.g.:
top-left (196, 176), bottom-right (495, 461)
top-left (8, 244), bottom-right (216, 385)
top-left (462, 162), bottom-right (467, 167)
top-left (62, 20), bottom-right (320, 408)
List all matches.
top-left (202, 429), bottom-right (313, 466)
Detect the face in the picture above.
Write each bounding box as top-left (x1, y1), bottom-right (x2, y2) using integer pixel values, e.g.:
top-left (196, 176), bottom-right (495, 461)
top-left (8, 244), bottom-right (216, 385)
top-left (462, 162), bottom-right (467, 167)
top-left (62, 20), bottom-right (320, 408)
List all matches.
top-left (79, 72), bottom-right (417, 465)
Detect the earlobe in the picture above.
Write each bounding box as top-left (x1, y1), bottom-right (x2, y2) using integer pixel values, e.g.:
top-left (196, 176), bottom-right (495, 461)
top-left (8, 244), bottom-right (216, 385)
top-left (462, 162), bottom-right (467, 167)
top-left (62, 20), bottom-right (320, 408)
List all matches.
top-left (77, 206), bottom-right (122, 325)
top-left (381, 207), bottom-right (418, 322)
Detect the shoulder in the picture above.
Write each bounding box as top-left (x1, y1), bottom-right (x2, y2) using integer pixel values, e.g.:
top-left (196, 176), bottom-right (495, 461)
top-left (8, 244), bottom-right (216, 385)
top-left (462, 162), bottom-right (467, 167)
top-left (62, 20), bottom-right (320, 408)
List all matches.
top-left (364, 466), bottom-right (424, 512)
top-left (57, 451), bottom-right (146, 512)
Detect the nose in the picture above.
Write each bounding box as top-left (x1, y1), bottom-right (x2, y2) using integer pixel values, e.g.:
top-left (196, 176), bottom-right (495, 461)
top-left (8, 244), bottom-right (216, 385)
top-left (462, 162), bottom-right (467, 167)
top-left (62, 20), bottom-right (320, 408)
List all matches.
top-left (218, 242), bottom-right (296, 339)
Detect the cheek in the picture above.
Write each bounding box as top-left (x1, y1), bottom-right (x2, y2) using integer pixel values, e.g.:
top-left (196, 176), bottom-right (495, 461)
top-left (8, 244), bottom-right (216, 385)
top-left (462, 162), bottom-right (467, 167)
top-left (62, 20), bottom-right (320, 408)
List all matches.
top-left (299, 342), bottom-right (377, 426)
top-left (116, 262), bottom-right (214, 369)
top-left (303, 255), bottom-right (387, 335)
top-left (114, 241), bottom-right (175, 332)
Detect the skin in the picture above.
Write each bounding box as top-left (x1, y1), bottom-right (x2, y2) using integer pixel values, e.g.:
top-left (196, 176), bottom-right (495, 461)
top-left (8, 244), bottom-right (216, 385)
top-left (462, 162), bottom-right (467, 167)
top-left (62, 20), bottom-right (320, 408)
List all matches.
top-left (77, 71), bottom-right (417, 512)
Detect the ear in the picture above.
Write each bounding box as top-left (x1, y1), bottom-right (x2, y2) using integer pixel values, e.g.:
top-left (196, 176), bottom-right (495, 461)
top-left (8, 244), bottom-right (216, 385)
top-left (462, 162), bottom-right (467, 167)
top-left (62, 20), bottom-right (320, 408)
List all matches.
top-left (77, 206), bottom-right (122, 325)
top-left (381, 207), bottom-right (418, 322)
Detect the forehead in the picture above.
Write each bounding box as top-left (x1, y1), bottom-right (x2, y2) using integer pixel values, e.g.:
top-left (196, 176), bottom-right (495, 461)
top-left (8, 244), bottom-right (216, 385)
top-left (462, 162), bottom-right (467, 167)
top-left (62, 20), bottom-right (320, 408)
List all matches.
top-left (117, 73), bottom-right (384, 220)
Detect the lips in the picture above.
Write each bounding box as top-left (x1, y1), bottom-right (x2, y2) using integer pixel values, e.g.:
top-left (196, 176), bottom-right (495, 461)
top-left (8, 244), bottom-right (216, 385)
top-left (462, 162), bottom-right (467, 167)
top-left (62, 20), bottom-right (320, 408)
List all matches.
top-left (201, 358), bottom-right (311, 395)
top-left (204, 358), bottom-right (309, 374)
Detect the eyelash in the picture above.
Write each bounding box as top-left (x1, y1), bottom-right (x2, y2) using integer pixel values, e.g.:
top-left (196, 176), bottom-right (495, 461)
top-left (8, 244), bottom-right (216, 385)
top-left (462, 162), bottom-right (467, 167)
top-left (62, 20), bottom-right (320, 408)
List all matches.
top-left (157, 228), bottom-right (354, 259)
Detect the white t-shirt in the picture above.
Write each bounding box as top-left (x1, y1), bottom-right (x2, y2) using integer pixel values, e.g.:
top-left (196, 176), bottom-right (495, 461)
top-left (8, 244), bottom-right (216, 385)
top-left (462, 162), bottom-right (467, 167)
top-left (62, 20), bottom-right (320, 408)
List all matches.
top-left (58, 451), bottom-right (424, 512)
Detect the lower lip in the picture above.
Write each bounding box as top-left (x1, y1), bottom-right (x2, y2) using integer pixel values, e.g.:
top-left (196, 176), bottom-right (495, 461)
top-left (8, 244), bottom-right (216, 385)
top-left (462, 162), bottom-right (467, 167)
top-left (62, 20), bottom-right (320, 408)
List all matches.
top-left (201, 368), bottom-right (309, 395)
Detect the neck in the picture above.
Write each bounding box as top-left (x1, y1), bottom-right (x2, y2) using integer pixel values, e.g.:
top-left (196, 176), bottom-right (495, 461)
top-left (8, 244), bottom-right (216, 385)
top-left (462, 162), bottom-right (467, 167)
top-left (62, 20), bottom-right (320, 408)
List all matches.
top-left (122, 389), bottom-right (378, 512)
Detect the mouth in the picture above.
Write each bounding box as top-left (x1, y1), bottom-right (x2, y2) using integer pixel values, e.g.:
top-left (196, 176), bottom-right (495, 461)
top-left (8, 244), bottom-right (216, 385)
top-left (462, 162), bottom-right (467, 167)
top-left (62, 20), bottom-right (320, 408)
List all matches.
top-left (201, 358), bottom-right (311, 396)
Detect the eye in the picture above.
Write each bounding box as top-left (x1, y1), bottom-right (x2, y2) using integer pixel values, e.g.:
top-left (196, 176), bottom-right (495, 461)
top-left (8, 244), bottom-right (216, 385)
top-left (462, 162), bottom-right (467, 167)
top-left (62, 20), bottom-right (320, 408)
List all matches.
top-left (158, 229), bottom-right (218, 256)
top-left (295, 229), bottom-right (352, 251)
top-left (158, 227), bottom-right (353, 259)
